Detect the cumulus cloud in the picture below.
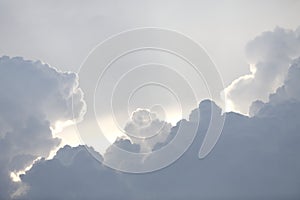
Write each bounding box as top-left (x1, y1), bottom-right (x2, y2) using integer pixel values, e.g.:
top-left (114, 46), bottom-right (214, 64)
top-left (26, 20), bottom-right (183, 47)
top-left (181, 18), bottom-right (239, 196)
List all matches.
top-left (19, 99), bottom-right (300, 199)
top-left (19, 61), bottom-right (300, 199)
top-left (123, 108), bottom-right (172, 152)
top-left (0, 56), bottom-right (85, 199)
top-left (250, 57), bottom-right (300, 116)
top-left (225, 26), bottom-right (300, 114)
top-left (104, 108), bottom-right (172, 161)
top-left (3, 26), bottom-right (300, 200)
top-left (102, 109), bottom-right (172, 172)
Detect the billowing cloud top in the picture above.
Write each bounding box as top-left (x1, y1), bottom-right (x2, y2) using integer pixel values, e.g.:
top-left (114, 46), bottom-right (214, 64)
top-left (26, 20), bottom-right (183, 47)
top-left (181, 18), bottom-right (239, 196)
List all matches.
top-left (225, 27), bottom-right (300, 114)
top-left (124, 108), bottom-right (172, 152)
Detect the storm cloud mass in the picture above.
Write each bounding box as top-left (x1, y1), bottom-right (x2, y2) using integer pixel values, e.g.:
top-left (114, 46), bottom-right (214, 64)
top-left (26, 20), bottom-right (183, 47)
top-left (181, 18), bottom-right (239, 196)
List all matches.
top-left (19, 99), bottom-right (300, 199)
top-left (0, 7), bottom-right (300, 198)
top-left (14, 56), bottom-right (300, 199)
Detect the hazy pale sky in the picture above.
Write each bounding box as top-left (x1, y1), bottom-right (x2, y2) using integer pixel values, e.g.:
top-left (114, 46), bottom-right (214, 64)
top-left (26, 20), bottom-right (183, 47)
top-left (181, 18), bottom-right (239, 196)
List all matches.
top-left (1, 0), bottom-right (300, 149)
top-left (0, 0), bottom-right (299, 86)
top-left (1, 1), bottom-right (300, 199)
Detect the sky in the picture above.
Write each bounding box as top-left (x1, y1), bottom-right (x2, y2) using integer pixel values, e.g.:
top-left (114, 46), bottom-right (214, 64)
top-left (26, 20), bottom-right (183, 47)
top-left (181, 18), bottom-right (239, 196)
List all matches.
top-left (0, 0), bottom-right (300, 199)
top-left (1, 0), bottom-right (299, 147)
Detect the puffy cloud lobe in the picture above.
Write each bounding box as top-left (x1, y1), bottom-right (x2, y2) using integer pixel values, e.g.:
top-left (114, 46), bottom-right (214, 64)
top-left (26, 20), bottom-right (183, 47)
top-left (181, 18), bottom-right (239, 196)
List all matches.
top-left (123, 109), bottom-right (172, 152)
top-left (104, 109), bottom-right (172, 161)
top-left (0, 56), bottom-right (85, 199)
top-left (102, 109), bottom-right (172, 170)
top-left (250, 57), bottom-right (300, 117)
top-left (225, 27), bottom-right (300, 114)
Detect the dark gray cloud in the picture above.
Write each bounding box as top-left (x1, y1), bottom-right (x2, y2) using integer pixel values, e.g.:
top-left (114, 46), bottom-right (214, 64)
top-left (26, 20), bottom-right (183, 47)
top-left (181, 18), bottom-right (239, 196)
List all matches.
top-left (0, 56), bottom-right (85, 199)
top-left (19, 58), bottom-right (300, 199)
top-left (21, 145), bottom-right (126, 200)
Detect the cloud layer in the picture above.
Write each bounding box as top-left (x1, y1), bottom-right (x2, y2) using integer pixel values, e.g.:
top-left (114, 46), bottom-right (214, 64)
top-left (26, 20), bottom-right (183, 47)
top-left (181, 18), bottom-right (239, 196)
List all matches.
top-left (1, 26), bottom-right (300, 200)
top-left (19, 57), bottom-right (300, 199)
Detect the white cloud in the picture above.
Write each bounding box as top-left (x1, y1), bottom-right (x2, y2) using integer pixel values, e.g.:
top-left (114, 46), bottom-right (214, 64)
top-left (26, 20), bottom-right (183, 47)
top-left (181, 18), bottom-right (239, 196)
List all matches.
top-left (19, 62), bottom-right (300, 199)
top-left (101, 109), bottom-right (172, 171)
top-left (0, 25), bottom-right (300, 200)
top-left (250, 57), bottom-right (300, 117)
top-left (3, 26), bottom-right (300, 200)
top-left (0, 56), bottom-right (86, 199)
top-left (123, 108), bottom-right (172, 152)
top-left (225, 27), bottom-right (300, 114)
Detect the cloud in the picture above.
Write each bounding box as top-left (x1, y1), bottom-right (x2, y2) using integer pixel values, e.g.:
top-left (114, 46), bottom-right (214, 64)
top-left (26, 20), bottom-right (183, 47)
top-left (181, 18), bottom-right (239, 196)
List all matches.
top-left (19, 61), bottom-right (300, 199)
top-left (123, 108), bottom-right (172, 152)
top-left (20, 145), bottom-right (126, 200)
top-left (250, 57), bottom-right (300, 117)
top-left (0, 56), bottom-right (86, 199)
top-left (13, 27), bottom-right (300, 199)
top-left (3, 26), bottom-right (300, 200)
top-left (225, 26), bottom-right (300, 114)
top-left (101, 109), bottom-right (172, 171)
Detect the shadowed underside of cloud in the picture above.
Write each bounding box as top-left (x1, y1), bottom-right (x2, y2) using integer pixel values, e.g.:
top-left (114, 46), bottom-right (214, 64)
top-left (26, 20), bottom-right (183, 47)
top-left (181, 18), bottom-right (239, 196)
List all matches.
top-left (0, 56), bottom-right (86, 199)
top-left (19, 58), bottom-right (300, 200)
